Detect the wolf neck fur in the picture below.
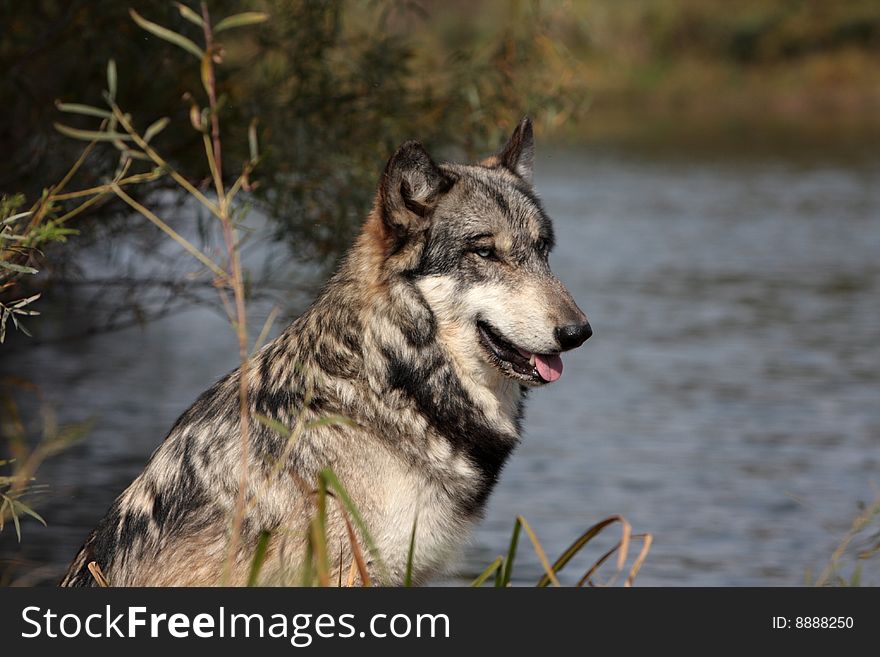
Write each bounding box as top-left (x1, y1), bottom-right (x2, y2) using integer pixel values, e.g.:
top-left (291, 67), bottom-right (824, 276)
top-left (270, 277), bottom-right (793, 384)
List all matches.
top-left (275, 215), bottom-right (523, 487)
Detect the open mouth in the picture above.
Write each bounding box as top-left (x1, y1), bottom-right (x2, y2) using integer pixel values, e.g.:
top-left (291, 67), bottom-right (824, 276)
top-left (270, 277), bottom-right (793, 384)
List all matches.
top-left (477, 321), bottom-right (564, 385)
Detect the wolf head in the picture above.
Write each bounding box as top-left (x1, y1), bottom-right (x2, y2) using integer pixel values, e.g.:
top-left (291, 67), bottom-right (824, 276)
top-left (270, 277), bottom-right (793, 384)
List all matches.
top-left (371, 117), bottom-right (590, 388)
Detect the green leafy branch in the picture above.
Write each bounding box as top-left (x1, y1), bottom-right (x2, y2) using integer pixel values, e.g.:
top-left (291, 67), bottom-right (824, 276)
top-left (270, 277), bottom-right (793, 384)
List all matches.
top-left (49, 1), bottom-right (268, 582)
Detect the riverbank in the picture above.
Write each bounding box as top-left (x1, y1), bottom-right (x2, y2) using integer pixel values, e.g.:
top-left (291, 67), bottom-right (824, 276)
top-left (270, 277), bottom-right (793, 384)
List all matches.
top-left (419, 0), bottom-right (880, 149)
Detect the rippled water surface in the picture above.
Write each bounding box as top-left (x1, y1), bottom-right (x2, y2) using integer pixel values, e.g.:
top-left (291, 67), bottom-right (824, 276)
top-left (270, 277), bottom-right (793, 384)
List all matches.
top-left (3, 146), bottom-right (879, 586)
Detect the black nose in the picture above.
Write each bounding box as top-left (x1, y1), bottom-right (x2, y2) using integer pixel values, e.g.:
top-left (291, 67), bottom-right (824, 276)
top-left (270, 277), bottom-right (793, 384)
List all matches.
top-left (555, 322), bottom-right (592, 351)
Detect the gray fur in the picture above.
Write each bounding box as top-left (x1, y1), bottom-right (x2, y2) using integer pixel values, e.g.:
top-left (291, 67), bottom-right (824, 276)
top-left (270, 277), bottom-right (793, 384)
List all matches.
top-left (60, 118), bottom-right (590, 587)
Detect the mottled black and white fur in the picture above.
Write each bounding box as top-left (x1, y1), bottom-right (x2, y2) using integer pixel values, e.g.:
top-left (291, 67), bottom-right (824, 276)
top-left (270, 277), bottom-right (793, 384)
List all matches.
top-left (61, 118), bottom-right (591, 586)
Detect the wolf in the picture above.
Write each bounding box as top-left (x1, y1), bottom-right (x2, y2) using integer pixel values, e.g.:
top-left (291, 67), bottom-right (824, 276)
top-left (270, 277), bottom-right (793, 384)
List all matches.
top-left (60, 117), bottom-right (591, 586)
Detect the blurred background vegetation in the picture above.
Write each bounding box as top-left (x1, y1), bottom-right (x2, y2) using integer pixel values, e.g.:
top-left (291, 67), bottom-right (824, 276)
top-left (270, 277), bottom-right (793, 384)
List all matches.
top-left (1, 0), bottom-right (589, 270)
top-left (3, 0), bottom-right (879, 280)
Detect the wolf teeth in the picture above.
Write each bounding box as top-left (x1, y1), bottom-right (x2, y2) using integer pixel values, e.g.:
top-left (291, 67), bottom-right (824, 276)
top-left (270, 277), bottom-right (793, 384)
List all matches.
top-left (529, 354), bottom-right (536, 366)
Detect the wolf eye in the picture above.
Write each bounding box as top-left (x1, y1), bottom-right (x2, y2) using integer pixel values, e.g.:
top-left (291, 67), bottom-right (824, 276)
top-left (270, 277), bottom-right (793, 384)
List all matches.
top-left (474, 247), bottom-right (495, 259)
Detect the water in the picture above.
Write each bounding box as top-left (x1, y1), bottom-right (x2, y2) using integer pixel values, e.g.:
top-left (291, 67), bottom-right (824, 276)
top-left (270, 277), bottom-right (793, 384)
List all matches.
top-left (2, 147), bottom-right (879, 586)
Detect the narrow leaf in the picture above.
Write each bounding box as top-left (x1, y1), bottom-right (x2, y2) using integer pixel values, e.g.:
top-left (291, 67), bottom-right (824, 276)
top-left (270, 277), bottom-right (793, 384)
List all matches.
top-left (0, 496), bottom-right (9, 532)
top-left (88, 561), bottom-right (110, 587)
top-left (253, 413), bottom-right (293, 439)
top-left (320, 468), bottom-right (389, 583)
top-left (304, 415), bottom-right (355, 430)
top-left (300, 536), bottom-right (315, 586)
top-left (500, 517), bottom-right (522, 587)
top-left (4, 211), bottom-right (33, 224)
top-left (247, 530), bottom-right (272, 586)
top-left (214, 12), bottom-right (269, 33)
top-left (13, 501), bottom-right (46, 527)
top-left (11, 505), bottom-right (21, 542)
top-left (122, 150), bottom-right (154, 162)
top-left (0, 261), bottom-right (38, 274)
top-left (130, 9), bottom-right (205, 60)
top-left (200, 51), bottom-right (213, 98)
top-left (537, 515), bottom-right (625, 587)
top-left (517, 516), bottom-right (560, 587)
top-left (404, 514), bottom-right (417, 587)
top-left (55, 101), bottom-right (112, 119)
top-left (310, 478), bottom-right (331, 586)
top-left (248, 118), bottom-right (259, 162)
top-left (107, 59), bottom-right (117, 100)
top-left (576, 541), bottom-right (623, 587)
top-left (111, 184), bottom-right (228, 281)
top-left (13, 317), bottom-right (32, 337)
top-left (470, 556), bottom-right (504, 587)
top-left (341, 513), bottom-right (371, 587)
top-left (624, 534), bottom-right (652, 587)
top-left (54, 123), bottom-right (132, 142)
top-left (143, 117), bottom-right (170, 143)
top-left (174, 2), bottom-right (205, 28)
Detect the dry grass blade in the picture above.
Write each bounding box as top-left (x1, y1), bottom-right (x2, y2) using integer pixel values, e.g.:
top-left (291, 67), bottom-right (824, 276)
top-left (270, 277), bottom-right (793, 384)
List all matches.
top-left (53, 191), bottom-right (109, 226)
top-left (616, 517), bottom-right (632, 571)
top-left (536, 514), bottom-right (627, 587)
top-left (815, 495), bottom-right (880, 586)
top-left (516, 516), bottom-right (561, 587)
top-left (88, 561), bottom-right (110, 587)
top-left (341, 512), bottom-right (371, 587)
top-left (320, 468), bottom-right (388, 582)
top-left (345, 558), bottom-right (358, 588)
top-left (107, 103), bottom-right (221, 218)
top-left (577, 546), bottom-right (617, 587)
top-left (111, 183), bottom-right (227, 281)
top-left (251, 305), bottom-right (280, 355)
top-left (576, 533), bottom-right (653, 587)
top-left (625, 533), bottom-right (653, 587)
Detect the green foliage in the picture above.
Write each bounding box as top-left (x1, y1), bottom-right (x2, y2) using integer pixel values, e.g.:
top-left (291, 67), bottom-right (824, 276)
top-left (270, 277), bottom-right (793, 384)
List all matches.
top-left (242, 468), bottom-right (653, 587)
top-left (1, 0), bottom-right (587, 275)
top-left (0, 193), bottom-right (79, 342)
top-left (631, 0), bottom-right (880, 63)
top-left (467, 515), bottom-right (653, 588)
top-left (0, 392), bottom-right (91, 543)
top-left (0, 459), bottom-right (47, 543)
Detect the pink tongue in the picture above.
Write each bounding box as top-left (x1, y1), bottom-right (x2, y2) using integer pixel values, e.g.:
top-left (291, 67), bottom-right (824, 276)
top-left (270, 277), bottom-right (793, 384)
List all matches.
top-left (534, 353), bottom-right (564, 382)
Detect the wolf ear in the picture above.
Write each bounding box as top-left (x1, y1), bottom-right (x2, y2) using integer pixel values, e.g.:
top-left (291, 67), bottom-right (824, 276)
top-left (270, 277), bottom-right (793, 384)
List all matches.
top-left (497, 116), bottom-right (534, 184)
top-left (379, 141), bottom-right (455, 235)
